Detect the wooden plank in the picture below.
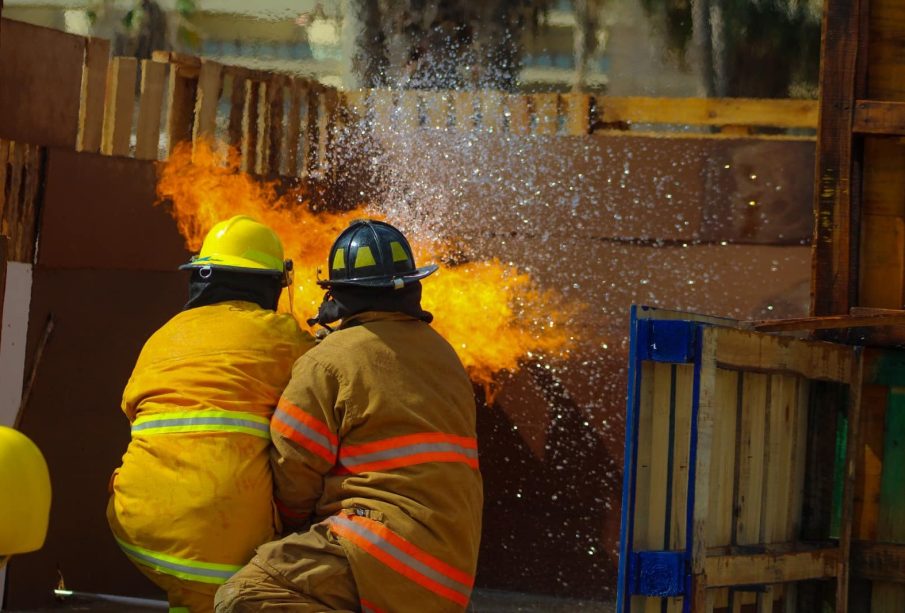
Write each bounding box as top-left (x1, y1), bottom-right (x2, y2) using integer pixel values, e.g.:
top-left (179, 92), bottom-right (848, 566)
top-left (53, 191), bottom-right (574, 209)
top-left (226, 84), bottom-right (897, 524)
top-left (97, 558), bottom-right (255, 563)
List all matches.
top-left (508, 94), bottom-right (531, 135)
top-left (854, 383), bottom-right (888, 541)
top-left (285, 81), bottom-right (303, 177)
top-left (533, 93), bottom-right (559, 135)
top-left (241, 79), bottom-right (261, 174)
top-left (704, 548), bottom-right (841, 587)
top-left (596, 97), bottom-right (818, 129)
top-left (343, 89), bottom-right (369, 123)
top-left (631, 361), bottom-right (656, 613)
top-left (734, 372), bottom-right (767, 610)
top-left (854, 100), bottom-right (905, 135)
top-left (712, 327), bottom-right (854, 383)
top-left (192, 60), bottom-right (222, 146)
top-left (101, 57), bottom-right (137, 157)
top-left (690, 333), bottom-right (719, 612)
top-left (304, 87), bottom-right (321, 177)
top-left (708, 368), bottom-right (740, 611)
top-left (853, 541), bottom-right (905, 582)
top-left (454, 91), bottom-right (475, 131)
top-left (424, 91), bottom-right (449, 129)
top-left (20, 144), bottom-right (41, 263)
top-left (0, 141), bottom-right (7, 227)
top-left (564, 93), bottom-right (591, 135)
top-left (399, 90), bottom-right (420, 131)
top-left (134, 59), bottom-right (166, 160)
top-left (480, 91), bottom-right (504, 134)
top-left (227, 69), bottom-right (246, 150)
top-left (751, 311), bottom-right (905, 331)
top-left (735, 373), bottom-right (768, 548)
top-left (811, 0), bottom-right (864, 316)
top-left (836, 353), bottom-right (863, 613)
top-left (6, 142), bottom-right (23, 238)
top-left (873, 387), bottom-right (905, 610)
top-left (76, 37), bottom-right (111, 153)
top-left (641, 361), bottom-right (672, 613)
top-left (265, 76), bottom-right (285, 176)
top-left (371, 89), bottom-right (394, 131)
top-left (166, 65), bottom-right (198, 155)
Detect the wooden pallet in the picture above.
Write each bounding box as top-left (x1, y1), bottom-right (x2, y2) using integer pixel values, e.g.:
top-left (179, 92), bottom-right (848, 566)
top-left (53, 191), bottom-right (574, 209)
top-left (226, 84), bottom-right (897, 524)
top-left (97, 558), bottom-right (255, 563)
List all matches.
top-left (75, 46), bottom-right (817, 180)
top-left (75, 48), bottom-right (341, 180)
top-left (0, 139), bottom-right (44, 264)
top-left (618, 306), bottom-right (861, 613)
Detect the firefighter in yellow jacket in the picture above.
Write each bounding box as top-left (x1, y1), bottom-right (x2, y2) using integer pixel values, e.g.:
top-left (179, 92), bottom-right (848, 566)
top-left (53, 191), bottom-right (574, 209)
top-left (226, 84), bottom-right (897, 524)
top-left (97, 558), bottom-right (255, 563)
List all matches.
top-left (107, 216), bottom-right (315, 613)
top-left (215, 220), bottom-right (483, 613)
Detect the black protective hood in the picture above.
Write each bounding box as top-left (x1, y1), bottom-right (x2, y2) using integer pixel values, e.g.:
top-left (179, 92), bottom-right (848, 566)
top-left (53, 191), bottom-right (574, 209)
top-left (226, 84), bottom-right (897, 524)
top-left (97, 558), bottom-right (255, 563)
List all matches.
top-left (184, 268), bottom-right (283, 311)
top-left (307, 281), bottom-right (433, 328)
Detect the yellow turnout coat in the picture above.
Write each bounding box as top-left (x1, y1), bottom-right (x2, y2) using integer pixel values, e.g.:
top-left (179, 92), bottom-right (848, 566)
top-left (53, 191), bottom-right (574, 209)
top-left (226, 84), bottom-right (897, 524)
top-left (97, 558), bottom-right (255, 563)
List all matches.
top-left (108, 301), bottom-right (313, 594)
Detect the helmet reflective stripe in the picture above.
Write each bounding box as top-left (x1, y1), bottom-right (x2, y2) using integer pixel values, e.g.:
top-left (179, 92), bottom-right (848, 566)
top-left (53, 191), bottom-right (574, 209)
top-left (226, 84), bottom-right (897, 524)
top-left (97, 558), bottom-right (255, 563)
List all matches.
top-left (131, 411), bottom-right (270, 440)
top-left (389, 241), bottom-right (409, 263)
top-left (354, 246), bottom-right (377, 268)
top-left (332, 248), bottom-right (346, 270)
top-left (114, 537), bottom-right (241, 584)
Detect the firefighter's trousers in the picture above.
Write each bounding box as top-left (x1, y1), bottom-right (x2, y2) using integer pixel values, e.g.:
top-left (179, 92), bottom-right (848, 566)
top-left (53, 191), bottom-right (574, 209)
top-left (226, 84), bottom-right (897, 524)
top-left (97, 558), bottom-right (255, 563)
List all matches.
top-left (214, 522), bottom-right (358, 613)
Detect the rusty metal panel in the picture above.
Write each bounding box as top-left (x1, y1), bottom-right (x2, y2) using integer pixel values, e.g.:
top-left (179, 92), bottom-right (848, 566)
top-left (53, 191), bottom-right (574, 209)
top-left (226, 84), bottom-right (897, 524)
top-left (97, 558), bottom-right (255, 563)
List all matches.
top-left (7, 267), bottom-right (185, 609)
top-left (0, 19), bottom-right (85, 149)
top-left (38, 148), bottom-right (190, 271)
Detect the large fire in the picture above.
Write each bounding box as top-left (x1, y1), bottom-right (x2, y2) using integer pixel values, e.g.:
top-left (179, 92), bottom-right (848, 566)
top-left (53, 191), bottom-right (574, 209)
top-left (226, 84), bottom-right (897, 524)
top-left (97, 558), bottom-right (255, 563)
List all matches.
top-left (157, 139), bottom-right (580, 393)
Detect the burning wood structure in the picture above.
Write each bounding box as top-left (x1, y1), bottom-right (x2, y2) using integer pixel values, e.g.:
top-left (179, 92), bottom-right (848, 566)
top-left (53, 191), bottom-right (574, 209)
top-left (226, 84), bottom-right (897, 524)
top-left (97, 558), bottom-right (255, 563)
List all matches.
top-left (0, 10), bottom-right (825, 613)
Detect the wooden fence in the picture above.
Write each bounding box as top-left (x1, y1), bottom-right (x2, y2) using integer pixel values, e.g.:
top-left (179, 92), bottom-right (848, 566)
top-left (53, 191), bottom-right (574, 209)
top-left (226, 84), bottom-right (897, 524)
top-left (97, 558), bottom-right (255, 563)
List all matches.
top-left (0, 139), bottom-right (44, 263)
top-left (75, 45), bottom-right (818, 179)
top-left (619, 306), bottom-right (861, 613)
top-left (76, 41), bottom-right (342, 179)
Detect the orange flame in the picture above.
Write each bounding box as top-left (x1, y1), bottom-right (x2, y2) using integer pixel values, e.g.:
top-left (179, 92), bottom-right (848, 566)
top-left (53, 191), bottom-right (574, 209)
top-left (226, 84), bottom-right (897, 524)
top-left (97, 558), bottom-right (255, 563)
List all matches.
top-left (157, 139), bottom-right (580, 393)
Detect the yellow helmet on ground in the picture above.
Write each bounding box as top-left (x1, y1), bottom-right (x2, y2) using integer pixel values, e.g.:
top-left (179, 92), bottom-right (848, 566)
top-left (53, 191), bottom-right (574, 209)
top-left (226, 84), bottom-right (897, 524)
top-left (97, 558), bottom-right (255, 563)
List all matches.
top-left (0, 426), bottom-right (51, 557)
top-left (180, 216), bottom-right (290, 283)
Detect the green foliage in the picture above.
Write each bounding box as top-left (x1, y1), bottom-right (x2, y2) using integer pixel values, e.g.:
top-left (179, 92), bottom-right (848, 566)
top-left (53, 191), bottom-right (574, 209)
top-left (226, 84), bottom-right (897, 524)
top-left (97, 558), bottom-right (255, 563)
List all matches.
top-left (640, 0), bottom-right (820, 97)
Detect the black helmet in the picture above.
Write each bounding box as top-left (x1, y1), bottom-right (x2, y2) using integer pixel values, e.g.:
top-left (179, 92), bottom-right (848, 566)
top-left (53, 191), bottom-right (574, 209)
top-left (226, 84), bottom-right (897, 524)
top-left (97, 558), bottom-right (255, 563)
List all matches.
top-left (319, 219), bottom-right (438, 289)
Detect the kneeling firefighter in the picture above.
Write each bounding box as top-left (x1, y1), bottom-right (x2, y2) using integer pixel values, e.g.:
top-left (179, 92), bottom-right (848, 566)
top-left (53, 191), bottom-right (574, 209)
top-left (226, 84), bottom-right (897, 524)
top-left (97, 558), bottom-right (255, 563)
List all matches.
top-left (107, 216), bottom-right (315, 613)
top-left (215, 220), bottom-right (484, 613)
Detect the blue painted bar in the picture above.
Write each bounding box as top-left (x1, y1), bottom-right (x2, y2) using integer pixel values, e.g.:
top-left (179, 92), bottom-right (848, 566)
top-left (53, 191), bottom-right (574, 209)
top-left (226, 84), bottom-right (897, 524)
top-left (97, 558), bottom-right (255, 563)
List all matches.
top-left (638, 319), bottom-right (696, 363)
top-left (616, 305), bottom-right (643, 613)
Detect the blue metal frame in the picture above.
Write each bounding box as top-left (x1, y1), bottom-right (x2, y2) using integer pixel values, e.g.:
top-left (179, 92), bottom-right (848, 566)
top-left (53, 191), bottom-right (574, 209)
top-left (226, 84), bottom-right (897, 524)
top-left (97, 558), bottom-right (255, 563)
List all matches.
top-left (616, 308), bottom-right (703, 613)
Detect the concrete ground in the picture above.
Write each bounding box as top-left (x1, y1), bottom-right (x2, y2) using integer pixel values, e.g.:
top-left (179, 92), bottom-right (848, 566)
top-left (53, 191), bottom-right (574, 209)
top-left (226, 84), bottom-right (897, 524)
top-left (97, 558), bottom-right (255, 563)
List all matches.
top-left (11, 588), bottom-right (614, 612)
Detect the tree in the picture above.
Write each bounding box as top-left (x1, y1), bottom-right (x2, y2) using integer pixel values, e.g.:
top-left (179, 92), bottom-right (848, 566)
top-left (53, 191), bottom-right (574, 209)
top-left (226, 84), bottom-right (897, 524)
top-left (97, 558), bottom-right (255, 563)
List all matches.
top-left (349, 0), bottom-right (554, 91)
top-left (641, 0), bottom-right (821, 98)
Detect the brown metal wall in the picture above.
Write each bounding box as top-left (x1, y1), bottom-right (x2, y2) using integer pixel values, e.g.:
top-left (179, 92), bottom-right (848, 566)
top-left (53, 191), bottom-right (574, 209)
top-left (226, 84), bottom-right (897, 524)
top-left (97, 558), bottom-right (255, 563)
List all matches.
top-left (0, 19), bottom-right (85, 149)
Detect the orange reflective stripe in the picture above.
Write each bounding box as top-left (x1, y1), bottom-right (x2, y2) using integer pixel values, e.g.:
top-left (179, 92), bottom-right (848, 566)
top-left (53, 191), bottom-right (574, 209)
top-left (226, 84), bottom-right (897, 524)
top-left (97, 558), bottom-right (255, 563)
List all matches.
top-left (327, 514), bottom-right (473, 607)
top-left (274, 497), bottom-right (309, 523)
top-left (360, 599), bottom-right (386, 613)
top-left (338, 432), bottom-right (478, 473)
top-left (272, 398), bottom-right (338, 464)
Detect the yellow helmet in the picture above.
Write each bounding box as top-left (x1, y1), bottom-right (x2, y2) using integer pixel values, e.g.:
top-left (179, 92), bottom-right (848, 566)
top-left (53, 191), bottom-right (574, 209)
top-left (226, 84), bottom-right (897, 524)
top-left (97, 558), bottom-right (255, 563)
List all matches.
top-left (180, 216), bottom-right (290, 282)
top-left (0, 426), bottom-right (51, 557)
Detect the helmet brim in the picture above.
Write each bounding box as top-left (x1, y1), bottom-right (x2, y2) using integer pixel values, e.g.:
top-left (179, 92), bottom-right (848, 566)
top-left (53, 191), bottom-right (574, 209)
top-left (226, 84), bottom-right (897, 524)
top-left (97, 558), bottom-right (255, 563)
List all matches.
top-left (317, 264), bottom-right (438, 289)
